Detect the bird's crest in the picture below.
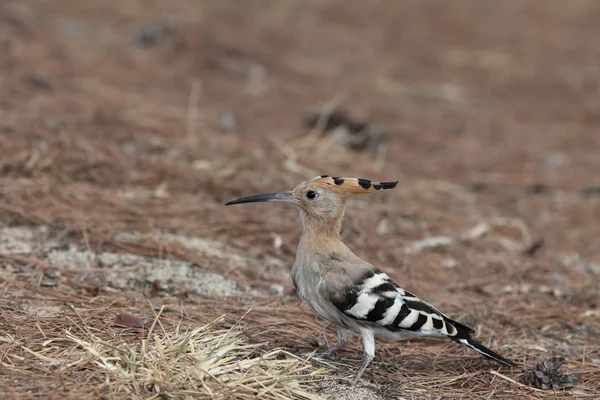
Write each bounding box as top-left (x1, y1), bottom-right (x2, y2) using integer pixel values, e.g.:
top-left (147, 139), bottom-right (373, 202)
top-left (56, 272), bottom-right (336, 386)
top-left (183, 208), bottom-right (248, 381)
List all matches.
top-left (307, 175), bottom-right (398, 196)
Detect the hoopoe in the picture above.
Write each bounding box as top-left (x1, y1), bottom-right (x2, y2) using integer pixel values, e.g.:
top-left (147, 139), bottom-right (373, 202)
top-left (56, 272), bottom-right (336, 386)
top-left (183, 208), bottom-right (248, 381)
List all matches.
top-left (225, 175), bottom-right (517, 383)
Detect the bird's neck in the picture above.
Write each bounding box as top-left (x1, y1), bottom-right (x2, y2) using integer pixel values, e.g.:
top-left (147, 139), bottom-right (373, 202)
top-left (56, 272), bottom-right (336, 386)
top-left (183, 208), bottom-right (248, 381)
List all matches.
top-left (298, 211), bottom-right (346, 253)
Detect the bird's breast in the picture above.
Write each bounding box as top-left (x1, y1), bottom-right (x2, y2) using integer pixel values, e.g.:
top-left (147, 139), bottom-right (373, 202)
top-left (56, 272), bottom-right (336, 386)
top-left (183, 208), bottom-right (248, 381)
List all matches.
top-left (291, 261), bottom-right (330, 314)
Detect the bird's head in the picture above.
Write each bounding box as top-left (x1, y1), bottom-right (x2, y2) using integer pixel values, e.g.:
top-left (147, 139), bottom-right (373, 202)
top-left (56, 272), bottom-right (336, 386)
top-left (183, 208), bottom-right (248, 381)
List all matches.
top-left (225, 175), bottom-right (398, 227)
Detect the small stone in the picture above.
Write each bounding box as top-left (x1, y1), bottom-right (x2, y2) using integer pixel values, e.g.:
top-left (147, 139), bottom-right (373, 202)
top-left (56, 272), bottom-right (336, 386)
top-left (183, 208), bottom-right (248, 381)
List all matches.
top-left (302, 105), bottom-right (388, 157)
top-left (551, 272), bottom-right (567, 282)
top-left (375, 219), bottom-right (390, 235)
top-left (520, 283), bottom-right (532, 294)
top-left (220, 111), bottom-right (237, 132)
top-left (114, 231), bottom-right (139, 241)
top-left (5, 3), bottom-right (31, 27)
top-left (272, 234), bottom-right (282, 252)
top-left (40, 269), bottom-right (61, 287)
top-left (469, 181), bottom-right (488, 192)
top-left (221, 322), bottom-right (234, 329)
top-left (192, 160), bottom-right (212, 170)
top-left (27, 71), bottom-right (53, 89)
top-left (544, 153), bottom-right (569, 167)
top-left (152, 279), bottom-right (163, 292)
top-left (33, 140), bottom-right (49, 154)
top-left (441, 258), bottom-right (458, 269)
top-left (41, 117), bottom-right (67, 132)
top-left (54, 17), bottom-right (90, 37)
top-left (529, 184), bottom-right (547, 194)
top-left (269, 283), bottom-right (285, 296)
top-left (582, 186), bottom-right (600, 197)
top-left (133, 18), bottom-right (176, 47)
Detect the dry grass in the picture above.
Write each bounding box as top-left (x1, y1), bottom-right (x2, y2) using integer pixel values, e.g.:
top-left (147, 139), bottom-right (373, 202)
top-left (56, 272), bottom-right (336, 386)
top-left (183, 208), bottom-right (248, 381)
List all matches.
top-left (2, 275), bottom-right (599, 399)
top-left (2, 0), bottom-right (600, 399)
top-left (0, 282), bottom-right (332, 399)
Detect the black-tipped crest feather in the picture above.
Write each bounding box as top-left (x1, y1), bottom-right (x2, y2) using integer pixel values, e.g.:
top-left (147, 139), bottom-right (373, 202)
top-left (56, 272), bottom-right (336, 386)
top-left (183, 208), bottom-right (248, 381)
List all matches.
top-left (309, 175), bottom-right (398, 195)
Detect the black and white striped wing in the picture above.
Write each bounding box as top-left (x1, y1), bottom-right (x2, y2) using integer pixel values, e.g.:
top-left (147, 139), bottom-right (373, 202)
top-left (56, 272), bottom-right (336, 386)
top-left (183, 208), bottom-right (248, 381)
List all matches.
top-left (330, 269), bottom-right (517, 367)
top-left (333, 269), bottom-right (464, 336)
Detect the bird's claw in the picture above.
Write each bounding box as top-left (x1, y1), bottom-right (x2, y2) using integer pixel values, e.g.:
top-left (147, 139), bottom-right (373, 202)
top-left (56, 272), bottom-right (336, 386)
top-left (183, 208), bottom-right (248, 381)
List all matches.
top-left (343, 378), bottom-right (355, 386)
top-left (313, 351), bottom-right (341, 360)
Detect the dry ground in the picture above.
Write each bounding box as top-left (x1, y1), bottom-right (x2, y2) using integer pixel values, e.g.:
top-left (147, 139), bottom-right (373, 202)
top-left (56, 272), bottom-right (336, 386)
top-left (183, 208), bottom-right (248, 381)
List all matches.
top-left (1, 0), bottom-right (599, 399)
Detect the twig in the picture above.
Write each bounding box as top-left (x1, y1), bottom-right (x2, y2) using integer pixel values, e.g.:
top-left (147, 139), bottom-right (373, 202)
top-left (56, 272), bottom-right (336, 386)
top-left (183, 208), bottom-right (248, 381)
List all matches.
top-left (146, 304), bottom-right (166, 342)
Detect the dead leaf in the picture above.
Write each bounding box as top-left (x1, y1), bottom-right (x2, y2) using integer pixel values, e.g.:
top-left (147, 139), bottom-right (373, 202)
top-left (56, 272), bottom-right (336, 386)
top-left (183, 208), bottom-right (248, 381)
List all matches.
top-left (114, 312), bottom-right (153, 329)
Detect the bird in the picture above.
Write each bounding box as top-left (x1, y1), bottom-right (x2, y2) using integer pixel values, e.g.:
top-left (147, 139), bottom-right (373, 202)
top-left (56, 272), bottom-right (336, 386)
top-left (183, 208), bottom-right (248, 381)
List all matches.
top-left (225, 175), bottom-right (517, 384)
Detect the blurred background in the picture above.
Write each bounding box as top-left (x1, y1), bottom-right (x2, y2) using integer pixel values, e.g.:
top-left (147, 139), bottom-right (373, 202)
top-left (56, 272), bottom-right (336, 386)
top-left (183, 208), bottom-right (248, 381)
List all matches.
top-left (1, 0), bottom-right (599, 398)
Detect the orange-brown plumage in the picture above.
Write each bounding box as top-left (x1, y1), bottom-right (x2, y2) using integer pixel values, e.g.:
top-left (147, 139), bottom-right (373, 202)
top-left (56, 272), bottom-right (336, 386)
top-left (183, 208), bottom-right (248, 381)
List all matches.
top-left (299, 175), bottom-right (398, 196)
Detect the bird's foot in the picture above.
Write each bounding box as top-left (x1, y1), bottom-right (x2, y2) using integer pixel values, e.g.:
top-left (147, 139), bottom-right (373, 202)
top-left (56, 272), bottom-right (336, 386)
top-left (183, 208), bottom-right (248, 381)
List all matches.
top-left (314, 351), bottom-right (341, 360)
top-left (313, 341), bottom-right (348, 360)
top-left (348, 354), bottom-right (374, 386)
top-left (342, 378), bottom-right (380, 391)
top-left (341, 377), bottom-right (355, 386)
top-left (340, 376), bottom-right (374, 387)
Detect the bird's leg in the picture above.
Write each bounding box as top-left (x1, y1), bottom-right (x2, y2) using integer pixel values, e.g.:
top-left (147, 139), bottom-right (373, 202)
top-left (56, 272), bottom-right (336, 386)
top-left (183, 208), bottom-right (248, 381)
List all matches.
top-left (316, 327), bottom-right (350, 357)
top-left (351, 329), bottom-right (375, 385)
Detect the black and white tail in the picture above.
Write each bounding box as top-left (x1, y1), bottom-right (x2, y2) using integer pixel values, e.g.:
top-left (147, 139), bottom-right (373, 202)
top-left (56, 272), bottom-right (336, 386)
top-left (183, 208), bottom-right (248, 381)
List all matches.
top-left (448, 318), bottom-right (517, 368)
top-left (455, 337), bottom-right (517, 367)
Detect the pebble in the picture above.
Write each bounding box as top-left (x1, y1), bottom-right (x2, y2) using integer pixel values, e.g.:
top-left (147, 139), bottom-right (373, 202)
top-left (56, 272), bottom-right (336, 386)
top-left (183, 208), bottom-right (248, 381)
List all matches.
top-left (269, 283), bottom-right (285, 296)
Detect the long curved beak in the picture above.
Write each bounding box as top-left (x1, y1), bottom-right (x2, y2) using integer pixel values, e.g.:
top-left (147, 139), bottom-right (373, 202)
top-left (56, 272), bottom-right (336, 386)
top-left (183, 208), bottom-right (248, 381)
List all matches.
top-left (225, 191), bottom-right (297, 206)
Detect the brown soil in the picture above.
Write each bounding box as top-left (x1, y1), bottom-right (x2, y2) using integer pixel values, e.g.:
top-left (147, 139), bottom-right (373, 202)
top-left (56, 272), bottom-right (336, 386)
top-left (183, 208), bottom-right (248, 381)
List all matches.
top-left (1, 1), bottom-right (599, 399)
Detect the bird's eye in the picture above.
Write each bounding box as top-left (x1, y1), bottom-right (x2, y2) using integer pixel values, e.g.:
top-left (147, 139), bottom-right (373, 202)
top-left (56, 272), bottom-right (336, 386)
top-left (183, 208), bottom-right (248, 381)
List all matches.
top-left (306, 190), bottom-right (317, 200)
